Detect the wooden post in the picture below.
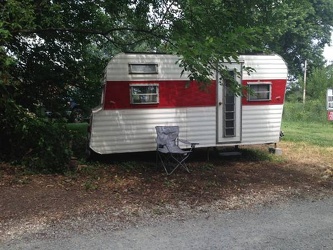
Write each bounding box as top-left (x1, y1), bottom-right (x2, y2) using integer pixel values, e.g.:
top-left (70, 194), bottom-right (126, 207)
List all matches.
top-left (303, 60), bottom-right (307, 104)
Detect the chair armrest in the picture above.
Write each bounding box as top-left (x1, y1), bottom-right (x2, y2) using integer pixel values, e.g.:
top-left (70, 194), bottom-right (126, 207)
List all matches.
top-left (178, 139), bottom-right (199, 148)
top-left (178, 138), bottom-right (191, 145)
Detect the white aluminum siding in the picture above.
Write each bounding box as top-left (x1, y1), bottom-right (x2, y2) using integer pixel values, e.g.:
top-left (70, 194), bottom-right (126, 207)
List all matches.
top-left (106, 54), bottom-right (288, 82)
top-left (91, 53), bottom-right (287, 154)
top-left (241, 105), bottom-right (283, 144)
top-left (105, 53), bottom-right (188, 82)
top-left (240, 54), bottom-right (288, 80)
top-left (89, 107), bottom-right (216, 154)
top-left (90, 104), bottom-right (284, 154)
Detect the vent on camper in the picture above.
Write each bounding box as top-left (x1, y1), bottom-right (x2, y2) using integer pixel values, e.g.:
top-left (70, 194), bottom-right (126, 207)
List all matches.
top-left (129, 64), bottom-right (158, 74)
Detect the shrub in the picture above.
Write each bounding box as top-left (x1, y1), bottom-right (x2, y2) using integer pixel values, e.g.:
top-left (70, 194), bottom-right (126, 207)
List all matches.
top-left (283, 100), bottom-right (327, 123)
top-left (68, 123), bottom-right (88, 159)
top-left (0, 103), bottom-right (72, 173)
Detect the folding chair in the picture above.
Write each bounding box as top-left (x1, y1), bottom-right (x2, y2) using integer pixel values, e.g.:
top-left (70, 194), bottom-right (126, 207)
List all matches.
top-left (155, 126), bottom-right (198, 175)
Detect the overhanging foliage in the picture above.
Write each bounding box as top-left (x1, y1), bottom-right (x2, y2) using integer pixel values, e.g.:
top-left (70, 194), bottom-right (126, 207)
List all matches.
top-left (1, 0), bottom-right (333, 169)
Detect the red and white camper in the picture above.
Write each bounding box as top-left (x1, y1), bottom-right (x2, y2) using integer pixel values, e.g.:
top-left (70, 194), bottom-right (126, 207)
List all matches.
top-left (88, 53), bottom-right (288, 155)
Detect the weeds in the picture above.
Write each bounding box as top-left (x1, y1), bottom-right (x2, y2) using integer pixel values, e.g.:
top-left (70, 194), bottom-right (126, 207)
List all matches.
top-left (11, 175), bottom-right (32, 185)
top-left (240, 148), bottom-right (273, 161)
top-left (200, 163), bottom-right (215, 171)
top-left (63, 171), bottom-right (79, 181)
top-left (83, 179), bottom-right (99, 191)
top-left (119, 161), bottom-right (137, 172)
top-left (282, 121), bottom-right (333, 147)
top-left (283, 100), bottom-right (327, 123)
top-left (205, 180), bottom-right (220, 188)
top-left (163, 178), bottom-right (178, 188)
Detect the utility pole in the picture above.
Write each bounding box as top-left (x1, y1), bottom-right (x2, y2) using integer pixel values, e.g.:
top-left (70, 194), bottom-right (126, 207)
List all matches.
top-left (303, 60), bottom-right (307, 104)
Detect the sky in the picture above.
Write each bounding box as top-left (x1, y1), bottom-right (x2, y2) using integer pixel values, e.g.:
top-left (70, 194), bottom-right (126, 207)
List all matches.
top-left (323, 32), bottom-right (333, 64)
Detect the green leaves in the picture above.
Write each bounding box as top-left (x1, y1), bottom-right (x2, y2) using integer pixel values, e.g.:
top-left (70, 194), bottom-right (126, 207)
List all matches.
top-left (304, 66), bottom-right (333, 101)
top-left (0, 0), bottom-right (333, 171)
top-left (169, 0), bottom-right (269, 88)
top-left (267, 0), bottom-right (333, 76)
top-left (170, 0), bottom-right (333, 81)
top-left (0, 0), bottom-right (36, 36)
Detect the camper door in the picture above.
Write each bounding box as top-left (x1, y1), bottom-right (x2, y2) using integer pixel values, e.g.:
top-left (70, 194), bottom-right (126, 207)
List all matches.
top-left (217, 63), bottom-right (242, 144)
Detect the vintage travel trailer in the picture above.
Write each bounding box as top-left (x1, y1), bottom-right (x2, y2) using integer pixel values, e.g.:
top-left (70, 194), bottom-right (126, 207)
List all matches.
top-left (87, 53), bottom-right (288, 155)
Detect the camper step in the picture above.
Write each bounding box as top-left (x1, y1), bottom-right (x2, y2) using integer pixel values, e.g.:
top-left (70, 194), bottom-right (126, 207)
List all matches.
top-left (218, 151), bottom-right (242, 157)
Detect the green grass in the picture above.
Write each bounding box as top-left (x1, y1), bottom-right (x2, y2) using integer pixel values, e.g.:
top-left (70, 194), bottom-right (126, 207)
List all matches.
top-left (282, 120), bottom-right (333, 147)
top-left (67, 122), bottom-right (89, 133)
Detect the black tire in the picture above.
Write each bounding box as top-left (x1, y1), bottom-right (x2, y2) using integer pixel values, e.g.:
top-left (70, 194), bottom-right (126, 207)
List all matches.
top-left (85, 145), bottom-right (100, 161)
top-left (85, 133), bottom-right (99, 161)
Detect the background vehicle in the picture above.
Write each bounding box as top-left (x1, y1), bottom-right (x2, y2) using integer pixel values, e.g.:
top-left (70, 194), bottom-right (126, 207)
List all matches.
top-left (45, 98), bottom-right (85, 123)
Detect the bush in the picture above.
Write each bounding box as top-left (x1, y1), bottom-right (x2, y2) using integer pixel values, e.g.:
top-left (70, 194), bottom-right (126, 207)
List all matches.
top-left (68, 123), bottom-right (89, 159)
top-left (0, 103), bottom-right (72, 173)
top-left (283, 100), bottom-right (327, 123)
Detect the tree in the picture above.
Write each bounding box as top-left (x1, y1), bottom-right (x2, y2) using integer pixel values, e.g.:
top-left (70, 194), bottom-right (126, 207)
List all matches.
top-left (1, 0), bottom-right (333, 168)
top-left (305, 66), bottom-right (333, 101)
top-left (2, 0), bottom-right (333, 110)
top-left (165, 0), bottom-right (282, 89)
top-left (169, 0), bottom-right (333, 80)
top-left (266, 0), bottom-right (333, 77)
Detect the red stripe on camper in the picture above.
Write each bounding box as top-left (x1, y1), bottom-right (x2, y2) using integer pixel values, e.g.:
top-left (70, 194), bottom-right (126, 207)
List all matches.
top-left (103, 80), bottom-right (216, 110)
top-left (241, 79), bottom-right (287, 106)
top-left (103, 79), bottom-right (287, 110)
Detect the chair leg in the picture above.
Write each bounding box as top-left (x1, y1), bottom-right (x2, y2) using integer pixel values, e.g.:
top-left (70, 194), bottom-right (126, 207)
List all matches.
top-left (156, 151), bottom-right (172, 175)
top-left (170, 153), bottom-right (190, 173)
top-left (156, 151), bottom-right (190, 175)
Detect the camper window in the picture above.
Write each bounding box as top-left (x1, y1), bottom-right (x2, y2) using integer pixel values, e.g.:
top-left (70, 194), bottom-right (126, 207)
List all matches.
top-left (130, 84), bottom-right (159, 104)
top-left (247, 83), bottom-right (272, 101)
top-left (129, 64), bottom-right (158, 74)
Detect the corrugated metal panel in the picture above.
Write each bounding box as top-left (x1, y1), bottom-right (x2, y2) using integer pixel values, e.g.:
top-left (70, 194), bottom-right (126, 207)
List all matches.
top-left (106, 53), bottom-right (189, 81)
top-left (105, 53), bottom-right (287, 84)
top-left (240, 55), bottom-right (288, 80)
top-left (106, 54), bottom-right (287, 82)
top-left (241, 105), bottom-right (283, 144)
top-left (90, 107), bottom-right (217, 154)
top-left (90, 104), bottom-right (285, 154)
top-left (106, 53), bottom-right (288, 81)
top-left (183, 108), bottom-right (216, 145)
top-left (92, 53), bottom-right (288, 154)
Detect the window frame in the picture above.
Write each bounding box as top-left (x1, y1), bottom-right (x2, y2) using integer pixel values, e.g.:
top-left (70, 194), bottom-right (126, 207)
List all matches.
top-left (128, 63), bottom-right (158, 74)
top-left (327, 88), bottom-right (333, 110)
top-left (247, 82), bottom-right (272, 101)
top-left (129, 83), bottom-right (159, 105)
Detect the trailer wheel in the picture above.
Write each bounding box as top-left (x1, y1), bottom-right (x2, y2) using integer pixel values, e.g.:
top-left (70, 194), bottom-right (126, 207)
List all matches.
top-left (86, 133), bottom-right (99, 161)
top-left (85, 144), bottom-right (100, 161)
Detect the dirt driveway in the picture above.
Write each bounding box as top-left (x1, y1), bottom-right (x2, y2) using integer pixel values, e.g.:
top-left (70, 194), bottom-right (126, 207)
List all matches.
top-left (1, 142), bottom-right (333, 242)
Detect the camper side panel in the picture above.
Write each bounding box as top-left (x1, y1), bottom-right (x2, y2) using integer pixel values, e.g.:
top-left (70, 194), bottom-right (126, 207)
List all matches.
top-left (103, 80), bottom-right (216, 110)
top-left (90, 107), bottom-right (216, 154)
top-left (105, 53), bottom-right (189, 81)
top-left (91, 53), bottom-right (218, 154)
top-left (241, 105), bottom-right (284, 144)
top-left (240, 54), bottom-right (288, 145)
top-left (89, 53), bottom-right (288, 155)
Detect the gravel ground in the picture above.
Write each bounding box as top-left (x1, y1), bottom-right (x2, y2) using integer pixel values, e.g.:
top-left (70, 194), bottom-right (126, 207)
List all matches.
top-left (1, 144), bottom-right (333, 248)
top-left (2, 196), bottom-right (333, 249)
